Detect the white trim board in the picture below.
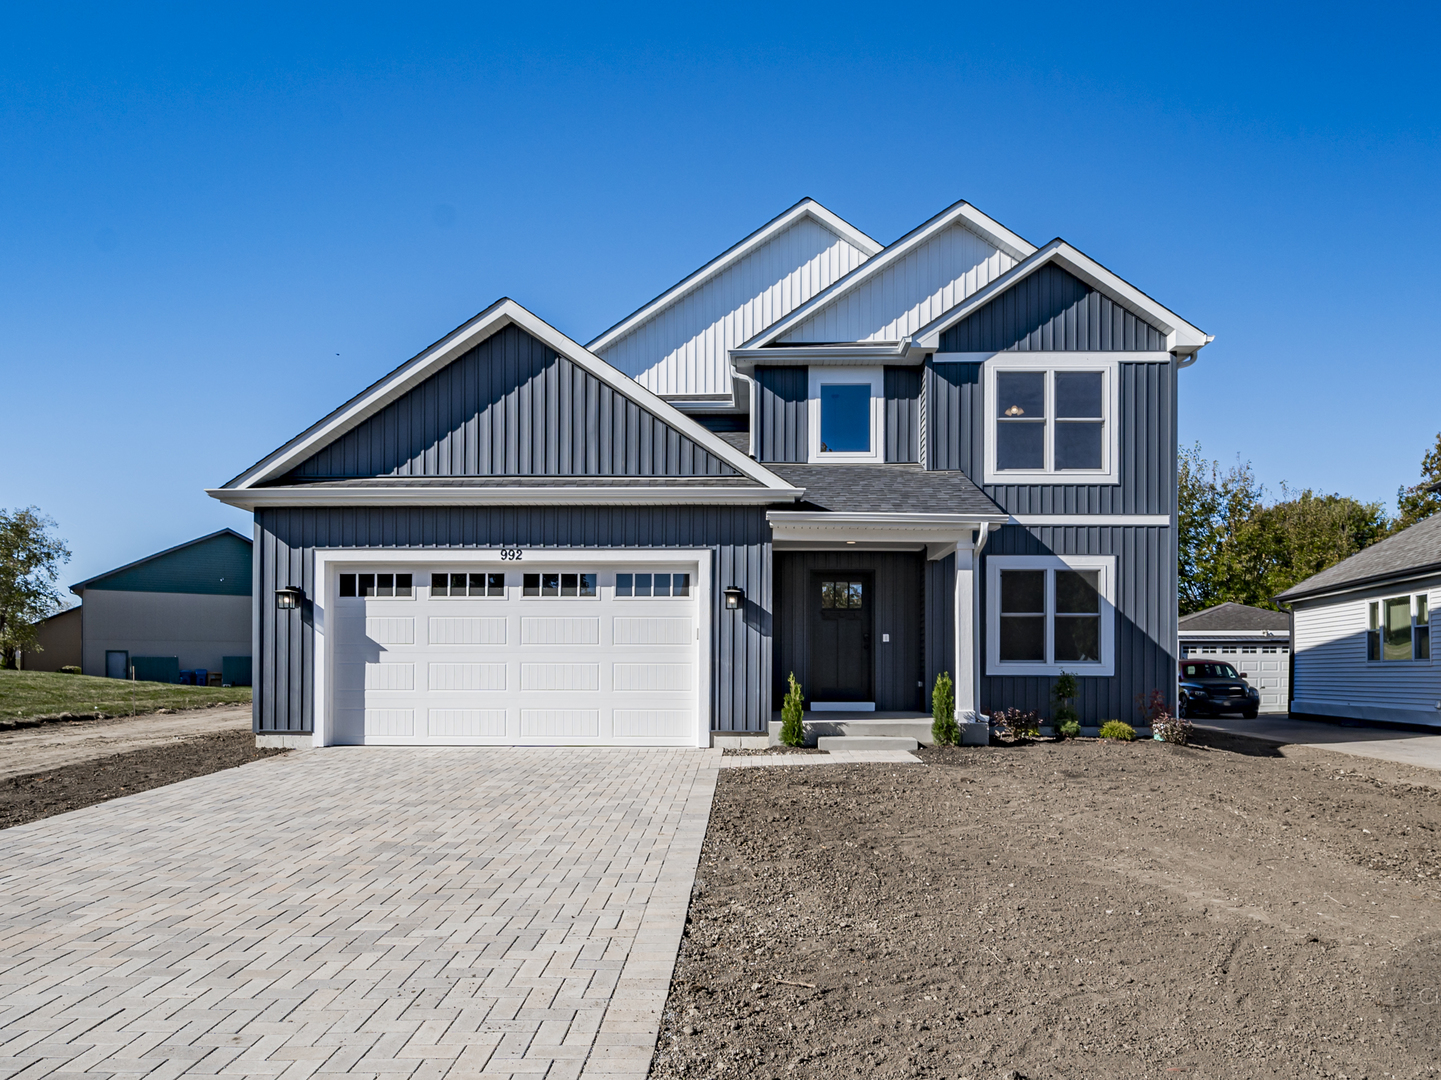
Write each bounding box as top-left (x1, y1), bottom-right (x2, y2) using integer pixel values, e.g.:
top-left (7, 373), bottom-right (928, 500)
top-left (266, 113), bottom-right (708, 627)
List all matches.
top-left (913, 239), bottom-right (1211, 355)
top-left (1010, 515), bottom-right (1171, 527)
top-left (309, 547), bottom-right (714, 750)
top-left (739, 200), bottom-right (1037, 350)
top-left (586, 198), bottom-right (882, 353)
top-left (209, 484), bottom-right (804, 512)
top-left (215, 298), bottom-right (797, 496)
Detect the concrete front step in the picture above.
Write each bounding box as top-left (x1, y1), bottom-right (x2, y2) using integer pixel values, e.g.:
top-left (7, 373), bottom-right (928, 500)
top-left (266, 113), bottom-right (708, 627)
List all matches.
top-left (816, 734), bottom-right (919, 751)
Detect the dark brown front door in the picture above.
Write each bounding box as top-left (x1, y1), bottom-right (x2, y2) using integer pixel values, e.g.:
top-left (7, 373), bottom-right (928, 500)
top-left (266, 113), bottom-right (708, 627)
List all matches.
top-left (808, 572), bottom-right (873, 702)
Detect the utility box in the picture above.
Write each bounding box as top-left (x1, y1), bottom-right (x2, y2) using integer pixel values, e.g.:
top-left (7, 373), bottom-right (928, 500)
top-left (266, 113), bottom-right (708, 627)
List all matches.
top-left (130, 656), bottom-right (180, 684)
top-left (222, 655), bottom-right (252, 687)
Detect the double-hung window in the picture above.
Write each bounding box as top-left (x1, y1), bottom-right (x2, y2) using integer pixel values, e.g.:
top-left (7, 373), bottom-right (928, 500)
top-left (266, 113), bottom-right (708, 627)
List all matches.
top-left (987, 555), bottom-right (1115, 676)
top-left (983, 358), bottom-right (1118, 484)
top-left (1367, 594), bottom-right (1430, 661)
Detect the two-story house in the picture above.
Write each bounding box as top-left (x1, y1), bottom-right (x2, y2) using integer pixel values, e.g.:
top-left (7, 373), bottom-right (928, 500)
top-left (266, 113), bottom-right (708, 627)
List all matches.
top-left (210, 199), bottom-right (1209, 747)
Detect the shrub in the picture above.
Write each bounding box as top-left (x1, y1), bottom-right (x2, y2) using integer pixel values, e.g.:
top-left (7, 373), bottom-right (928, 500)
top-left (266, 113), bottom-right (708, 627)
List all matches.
top-left (1099, 720), bottom-right (1136, 741)
top-left (930, 671), bottom-right (958, 746)
top-left (1152, 711), bottom-right (1193, 745)
top-left (780, 672), bottom-right (805, 747)
top-left (990, 707), bottom-right (1040, 742)
top-left (1058, 718), bottom-right (1081, 739)
top-left (59, 665), bottom-right (81, 675)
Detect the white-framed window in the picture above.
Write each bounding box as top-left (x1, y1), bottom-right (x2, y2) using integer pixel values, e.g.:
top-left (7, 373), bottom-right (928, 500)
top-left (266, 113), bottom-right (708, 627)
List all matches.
top-left (807, 366), bottom-right (884, 463)
top-left (986, 554), bottom-right (1116, 676)
top-left (339, 572), bottom-right (413, 599)
top-left (616, 573), bottom-right (690, 598)
top-left (982, 356), bottom-right (1120, 485)
top-left (431, 572), bottom-right (505, 598)
top-left (522, 572), bottom-right (599, 598)
top-left (1367, 594), bottom-right (1430, 662)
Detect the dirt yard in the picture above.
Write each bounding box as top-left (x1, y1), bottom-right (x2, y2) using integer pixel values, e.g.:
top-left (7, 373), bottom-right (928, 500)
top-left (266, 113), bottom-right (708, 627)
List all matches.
top-left (651, 732), bottom-right (1441, 1079)
top-left (0, 726), bottom-right (285, 829)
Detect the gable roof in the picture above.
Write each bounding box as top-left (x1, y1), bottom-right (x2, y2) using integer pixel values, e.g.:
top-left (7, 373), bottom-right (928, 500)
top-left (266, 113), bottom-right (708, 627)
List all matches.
top-left (1276, 514), bottom-right (1441, 603)
top-left (914, 239), bottom-right (1211, 355)
top-left (587, 198), bottom-right (881, 399)
top-left (71, 528), bottom-right (253, 597)
top-left (739, 200), bottom-right (1038, 350)
top-left (1178, 602), bottom-right (1290, 634)
top-left (210, 298), bottom-right (803, 509)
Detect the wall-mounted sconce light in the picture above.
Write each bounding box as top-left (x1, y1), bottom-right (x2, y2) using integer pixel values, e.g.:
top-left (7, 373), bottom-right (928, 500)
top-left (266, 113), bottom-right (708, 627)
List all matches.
top-left (275, 586), bottom-right (305, 610)
top-left (723, 586), bottom-right (744, 611)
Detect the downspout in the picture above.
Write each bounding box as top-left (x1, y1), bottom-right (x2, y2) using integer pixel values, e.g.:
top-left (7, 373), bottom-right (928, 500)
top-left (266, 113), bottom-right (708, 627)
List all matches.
top-left (731, 364), bottom-right (759, 459)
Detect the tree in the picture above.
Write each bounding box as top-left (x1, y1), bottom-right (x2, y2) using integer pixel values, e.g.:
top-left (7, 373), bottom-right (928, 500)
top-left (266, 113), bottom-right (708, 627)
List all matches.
top-left (0, 508), bottom-right (72, 668)
top-left (1178, 446), bottom-right (1391, 612)
top-left (1396, 431), bottom-right (1441, 531)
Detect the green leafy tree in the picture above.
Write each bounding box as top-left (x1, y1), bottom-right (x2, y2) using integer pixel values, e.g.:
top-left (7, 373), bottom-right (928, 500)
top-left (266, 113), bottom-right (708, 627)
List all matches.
top-left (780, 672), bottom-right (805, 748)
top-left (1178, 446), bottom-right (1391, 612)
top-left (1396, 431), bottom-right (1441, 531)
top-left (930, 671), bottom-right (958, 746)
top-left (0, 508), bottom-right (71, 668)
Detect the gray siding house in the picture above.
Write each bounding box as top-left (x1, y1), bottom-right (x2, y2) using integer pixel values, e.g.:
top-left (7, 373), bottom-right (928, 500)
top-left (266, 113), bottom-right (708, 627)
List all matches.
top-left (210, 198), bottom-right (1210, 747)
top-left (1278, 514), bottom-right (1440, 727)
top-left (70, 529), bottom-right (254, 683)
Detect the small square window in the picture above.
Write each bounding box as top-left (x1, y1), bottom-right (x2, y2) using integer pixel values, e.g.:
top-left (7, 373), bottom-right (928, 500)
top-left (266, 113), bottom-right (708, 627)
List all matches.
top-left (561, 573), bottom-right (578, 597)
top-left (469, 573), bottom-right (486, 596)
top-left (395, 574), bottom-right (412, 598)
top-left (653, 574), bottom-right (671, 597)
top-left (819, 384), bottom-right (871, 453)
top-left (359, 573), bottom-right (376, 597)
top-left (580, 573), bottom-right (597, 597)
top-left (617, 574), bottom-right (633, 597)
top-left (672, 573), bottom-right (689, 596)
top-left (340, 574), bottom-right (357, 597)
top-left (523, 573), bottom-right (540, 596)
top-left (430, 573), bottom-right (448, 597)
top-left (635, 574), bottom-right (652, 598)
top-left (542, 573), bottom-right (559, 597)
top-left (451, 573), bottom-right (468, 595)
top-left (375, 574), bottom-right (394, 597)
top-left (487, 573), bottom-right (505, 597)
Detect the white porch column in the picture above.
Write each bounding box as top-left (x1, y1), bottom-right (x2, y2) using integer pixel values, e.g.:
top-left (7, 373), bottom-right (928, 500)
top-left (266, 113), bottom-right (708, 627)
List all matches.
top-left (953, 540), bottom-right (989, 744)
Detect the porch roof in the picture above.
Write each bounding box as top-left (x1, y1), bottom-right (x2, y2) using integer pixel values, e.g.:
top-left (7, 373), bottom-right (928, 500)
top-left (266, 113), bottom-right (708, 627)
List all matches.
top-left (766, 463), bottom-right (1004, 517)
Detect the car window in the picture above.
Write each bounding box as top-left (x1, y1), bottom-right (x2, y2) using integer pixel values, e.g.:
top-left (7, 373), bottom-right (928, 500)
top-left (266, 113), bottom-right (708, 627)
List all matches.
top-left (1182, 663), bottom-right (1239, 679)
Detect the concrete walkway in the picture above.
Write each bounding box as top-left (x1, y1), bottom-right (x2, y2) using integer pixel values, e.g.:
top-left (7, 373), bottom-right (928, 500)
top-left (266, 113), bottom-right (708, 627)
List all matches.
top-left (0, 746), bottom-right (720, 1080)
top-left (1195, 715), bottom-right (1441, 773)
top-left (0, 705), bottom-right (252, 780)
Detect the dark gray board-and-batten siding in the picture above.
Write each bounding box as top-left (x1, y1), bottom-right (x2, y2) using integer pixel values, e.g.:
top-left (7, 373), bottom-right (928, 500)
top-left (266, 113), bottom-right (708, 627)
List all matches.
top-left (283, 324), bottom-right (737, 480)
top-left (253, 506), bottom-right (773, 735)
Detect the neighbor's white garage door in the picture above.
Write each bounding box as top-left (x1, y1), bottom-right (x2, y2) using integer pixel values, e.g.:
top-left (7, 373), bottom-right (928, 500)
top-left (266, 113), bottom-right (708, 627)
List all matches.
top-left (330, 564), bottom-right (701, 745)
top-left (1183, 642), bottom-right (1290, 713)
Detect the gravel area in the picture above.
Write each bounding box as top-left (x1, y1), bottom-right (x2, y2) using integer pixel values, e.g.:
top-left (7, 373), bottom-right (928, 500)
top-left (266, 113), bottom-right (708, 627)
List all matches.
top-left (649, 730), bottom-right (1441, 1079)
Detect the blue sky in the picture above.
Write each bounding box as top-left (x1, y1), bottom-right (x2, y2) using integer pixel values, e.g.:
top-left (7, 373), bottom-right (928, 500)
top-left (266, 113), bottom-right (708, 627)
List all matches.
top-left (2, 2), bottom-right (1438, 585)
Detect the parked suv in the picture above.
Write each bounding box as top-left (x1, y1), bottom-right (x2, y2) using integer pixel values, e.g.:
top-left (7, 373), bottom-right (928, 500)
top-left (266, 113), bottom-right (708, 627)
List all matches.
top-left (1178, 660), bottom-right (1261, 719)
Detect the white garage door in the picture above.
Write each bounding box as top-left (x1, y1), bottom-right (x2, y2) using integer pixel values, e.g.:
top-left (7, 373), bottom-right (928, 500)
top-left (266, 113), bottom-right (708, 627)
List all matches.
top-left (1183, 642), bottom-right (1290, 713)
top-left (329, 563), bottom-right (702, 745)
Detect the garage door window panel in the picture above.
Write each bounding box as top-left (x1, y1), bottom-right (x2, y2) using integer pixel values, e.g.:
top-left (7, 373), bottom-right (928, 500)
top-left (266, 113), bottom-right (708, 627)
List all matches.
top-left (340, 573), bottom-right (411, 598)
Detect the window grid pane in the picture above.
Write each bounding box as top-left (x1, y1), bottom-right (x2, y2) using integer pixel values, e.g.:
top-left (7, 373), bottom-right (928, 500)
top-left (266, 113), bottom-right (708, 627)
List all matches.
top-left (487, 573), bottom-right (505, 596)
top-left (1384, 597), bottom-right (1412, 660)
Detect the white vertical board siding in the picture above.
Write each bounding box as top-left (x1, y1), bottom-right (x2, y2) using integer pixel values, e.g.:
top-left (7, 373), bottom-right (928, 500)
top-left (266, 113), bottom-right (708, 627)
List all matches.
top-left (596, 217), bottom-right (872, 397)
top-left (779, 224), bottom-right (1015, 344)
top-left (1292, 583), bottom-right (1441, 719)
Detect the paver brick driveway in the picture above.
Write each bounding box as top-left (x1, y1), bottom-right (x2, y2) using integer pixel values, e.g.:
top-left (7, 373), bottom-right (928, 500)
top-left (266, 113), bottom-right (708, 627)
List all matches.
top-left (0, 746), bottom-right (720, 1080)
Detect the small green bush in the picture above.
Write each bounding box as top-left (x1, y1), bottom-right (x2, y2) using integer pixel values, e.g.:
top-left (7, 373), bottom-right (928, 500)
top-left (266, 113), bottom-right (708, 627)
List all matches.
top-left (1051, 670), bottom-right (1078, 735)
top-left (59, 666), bottom-right (81, 675)
top-left (780, 672), bottom-right (805, 747)
top-left (930, 671), bottom-right (958, 746)
top-left (1058, 718), bottom-right (1081, 739)
top-left (1099, 720), bottom-right (1136, 741)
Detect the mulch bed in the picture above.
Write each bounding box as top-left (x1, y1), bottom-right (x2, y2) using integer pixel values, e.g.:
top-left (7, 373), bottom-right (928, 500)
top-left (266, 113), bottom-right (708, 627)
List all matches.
top-left (650, 731), bottom-right (1441, 1079)
top-left (0, 730), bottom-right (287, 829)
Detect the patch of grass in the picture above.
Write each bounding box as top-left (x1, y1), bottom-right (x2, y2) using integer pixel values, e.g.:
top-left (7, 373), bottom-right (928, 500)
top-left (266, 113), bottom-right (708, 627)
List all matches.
top-left (0, 669), bottom-right (251, 724)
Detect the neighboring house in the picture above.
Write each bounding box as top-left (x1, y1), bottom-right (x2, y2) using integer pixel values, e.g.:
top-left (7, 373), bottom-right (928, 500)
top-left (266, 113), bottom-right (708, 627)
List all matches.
top-left (17, 606), bottom-right (83, 672)
top-left (1277, 514), bottom-right (1440, 727)
top-left (69, 529), bottom-right (254, 684)
top-left (209, 197), bottom-right (1210, 748)
top-left (1177, 602), bottom-right (1291, 713)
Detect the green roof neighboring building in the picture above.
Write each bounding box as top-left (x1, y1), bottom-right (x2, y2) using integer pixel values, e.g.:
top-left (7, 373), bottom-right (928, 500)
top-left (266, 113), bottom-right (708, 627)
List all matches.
top-left (71, 529), bottom-right (252, 597)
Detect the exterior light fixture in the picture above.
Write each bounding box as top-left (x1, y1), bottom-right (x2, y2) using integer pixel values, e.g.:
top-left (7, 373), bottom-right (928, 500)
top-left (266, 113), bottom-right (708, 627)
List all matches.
top-left (723, 586), bottom-right (744, 610)
top-left (275, 586), bottom-right (305, 610)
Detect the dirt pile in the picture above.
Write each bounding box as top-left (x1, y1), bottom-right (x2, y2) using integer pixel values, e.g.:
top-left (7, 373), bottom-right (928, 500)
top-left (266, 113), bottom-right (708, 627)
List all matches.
top-left (650, 733), bottom-right (1441, 1079)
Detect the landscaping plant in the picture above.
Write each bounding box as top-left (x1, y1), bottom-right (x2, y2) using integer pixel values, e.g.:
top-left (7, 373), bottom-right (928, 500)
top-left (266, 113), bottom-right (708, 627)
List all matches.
top-left (780, 671), bottom-right (805, 747)
top-left (1099, 720), bottom-right (1136, 741)
top-left (989, 707), bottom-right (1040, 742)
top-left (1051, 670), bottom-right (1079, 737)
top-left (930, 671), bottom-right (958, 746)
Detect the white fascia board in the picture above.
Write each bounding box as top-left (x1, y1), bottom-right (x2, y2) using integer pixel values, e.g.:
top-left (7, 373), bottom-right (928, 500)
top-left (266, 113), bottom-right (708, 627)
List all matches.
top-left (913, 240), bottom-right (1210, 353)
top-left (767, 510), bottom-right (1009, 546)
top-left (209, 485), bottom-right (805, 511)
top-left (729, 341), bottom-right (923, 372)
top-left (585, 199), bottom-right (882, 353)
top-left (1010, 514), bottom-right (1172, 527)
top-left (737, 201), bottom-right (1038, 351)
top-left (217, 298), bottom-right (797, 495)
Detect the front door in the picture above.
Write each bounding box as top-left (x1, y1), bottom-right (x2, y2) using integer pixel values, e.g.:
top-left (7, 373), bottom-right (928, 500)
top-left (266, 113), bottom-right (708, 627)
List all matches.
top-left (808, 572), bottom-right (873, 703)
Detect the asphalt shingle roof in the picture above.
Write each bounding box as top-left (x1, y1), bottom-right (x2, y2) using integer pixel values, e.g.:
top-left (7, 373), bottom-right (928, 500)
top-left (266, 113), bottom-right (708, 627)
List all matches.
top-left (1275, 513), bottom-right (1441, 602)
top-left (1177, 602), bottom-right (1289, 633)
top-left (766, 463), bottom-right (1006, 516)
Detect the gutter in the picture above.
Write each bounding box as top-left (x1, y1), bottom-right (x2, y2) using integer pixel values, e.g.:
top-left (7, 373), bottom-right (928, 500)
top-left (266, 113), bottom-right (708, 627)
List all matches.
top-left (208, 485), bottom-right (807, 511)
top-left (729, 337), bottom-right (931, 373)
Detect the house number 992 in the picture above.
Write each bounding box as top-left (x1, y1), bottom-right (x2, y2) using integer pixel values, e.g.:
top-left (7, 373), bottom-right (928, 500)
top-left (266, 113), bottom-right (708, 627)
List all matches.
top-left (499, 548), bottom-right (524, 561)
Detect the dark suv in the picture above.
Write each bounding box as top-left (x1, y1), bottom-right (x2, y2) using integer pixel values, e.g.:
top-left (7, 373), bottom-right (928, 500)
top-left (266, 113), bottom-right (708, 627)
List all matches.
top-left (1178, 660), bottom-right (1261, 719)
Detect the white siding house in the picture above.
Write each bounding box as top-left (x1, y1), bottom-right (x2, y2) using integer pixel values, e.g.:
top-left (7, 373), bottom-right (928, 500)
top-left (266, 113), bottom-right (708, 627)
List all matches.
top-left (1279, 514), bottom-right (1441, 727)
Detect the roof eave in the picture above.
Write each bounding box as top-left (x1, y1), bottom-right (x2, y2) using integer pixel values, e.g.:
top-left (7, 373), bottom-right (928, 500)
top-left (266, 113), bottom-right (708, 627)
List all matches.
top-left (208, 486), bottom-right (806, 511)
top-left (1277, 562), bottom-right (1441, 606)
